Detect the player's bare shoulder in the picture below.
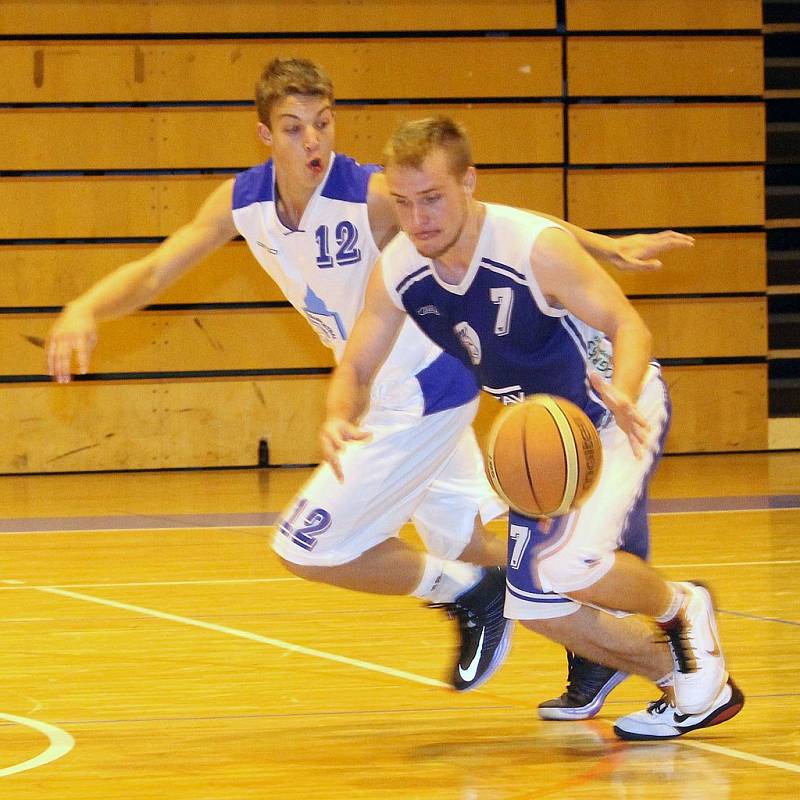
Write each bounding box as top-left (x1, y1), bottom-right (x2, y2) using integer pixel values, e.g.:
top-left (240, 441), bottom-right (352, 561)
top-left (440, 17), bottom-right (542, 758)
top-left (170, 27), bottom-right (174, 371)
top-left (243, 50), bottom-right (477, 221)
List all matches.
top-left (367, 171), bottom-right (399, 249)
top-left (194, 178), bottom-right (238, 239)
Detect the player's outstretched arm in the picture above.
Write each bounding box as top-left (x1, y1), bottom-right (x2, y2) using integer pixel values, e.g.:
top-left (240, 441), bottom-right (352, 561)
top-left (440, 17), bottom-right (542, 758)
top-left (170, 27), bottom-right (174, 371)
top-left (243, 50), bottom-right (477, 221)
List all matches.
top-left (322, 259), bottom-right (406, 480)
top-left (530, 211), bottom-right (694, 272)
top-left (47, 180), bottom-right (238, 383)
top-left (531, 227), bottom-right (652, 457)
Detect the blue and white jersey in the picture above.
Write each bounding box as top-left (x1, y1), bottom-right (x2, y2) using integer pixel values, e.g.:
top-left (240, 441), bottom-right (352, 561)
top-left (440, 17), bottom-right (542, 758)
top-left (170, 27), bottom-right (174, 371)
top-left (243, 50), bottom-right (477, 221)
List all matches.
top-left (382, 203), bottom-right (610, 425)
top-left (231, 153), bottom-right (476, 416)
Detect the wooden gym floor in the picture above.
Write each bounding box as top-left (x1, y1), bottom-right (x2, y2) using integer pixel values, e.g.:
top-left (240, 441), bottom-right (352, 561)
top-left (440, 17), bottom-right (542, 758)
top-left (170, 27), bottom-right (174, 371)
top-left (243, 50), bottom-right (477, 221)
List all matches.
top-left (1, 451), bottom-right (799, 798)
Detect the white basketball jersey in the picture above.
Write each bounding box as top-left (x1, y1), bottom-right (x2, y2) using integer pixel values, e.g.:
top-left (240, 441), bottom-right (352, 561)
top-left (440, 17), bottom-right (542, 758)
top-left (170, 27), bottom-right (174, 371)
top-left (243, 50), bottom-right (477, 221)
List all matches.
top-left (231, 153), bottom-right (477, 415)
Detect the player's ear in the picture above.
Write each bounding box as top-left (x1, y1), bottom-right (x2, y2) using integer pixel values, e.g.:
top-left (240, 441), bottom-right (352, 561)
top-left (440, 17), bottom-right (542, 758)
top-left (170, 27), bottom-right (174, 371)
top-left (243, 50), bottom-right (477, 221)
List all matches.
top-left (257, 122), bottom-right (273, 147)
top-left (462, 166), bottom-right (477, 196)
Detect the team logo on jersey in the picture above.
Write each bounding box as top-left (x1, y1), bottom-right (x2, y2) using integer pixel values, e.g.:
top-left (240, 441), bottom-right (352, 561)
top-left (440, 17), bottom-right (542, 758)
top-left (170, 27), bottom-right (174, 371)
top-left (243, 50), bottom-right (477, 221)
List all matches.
top-left (454, 321), bottom-right (482, 366)
top-left (586, 334), bottom-right (613, 379)
top-left (302, 285), bottom-right (346, 346)
top-left (416, 304), bottom-right (440, 316)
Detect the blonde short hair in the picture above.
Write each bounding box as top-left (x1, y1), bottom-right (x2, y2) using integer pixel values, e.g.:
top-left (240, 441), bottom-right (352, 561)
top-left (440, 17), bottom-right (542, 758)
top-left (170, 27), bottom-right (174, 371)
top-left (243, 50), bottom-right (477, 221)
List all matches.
top-left (255, 58), bottom-right (335, 126)
top-left (382, 116), bottom-right (473, 177)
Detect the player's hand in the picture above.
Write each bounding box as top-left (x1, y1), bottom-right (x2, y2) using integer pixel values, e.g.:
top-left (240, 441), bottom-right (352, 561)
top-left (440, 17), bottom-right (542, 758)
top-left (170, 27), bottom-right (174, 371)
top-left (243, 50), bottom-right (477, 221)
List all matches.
top-left (608, 230), bottom-right (694, 272)
top-left (319, 416), bottom-right (371, 482)
top-left (46, 305), bottom-right (98, 384)
top-left (588, 371), bottom-right (650, 458)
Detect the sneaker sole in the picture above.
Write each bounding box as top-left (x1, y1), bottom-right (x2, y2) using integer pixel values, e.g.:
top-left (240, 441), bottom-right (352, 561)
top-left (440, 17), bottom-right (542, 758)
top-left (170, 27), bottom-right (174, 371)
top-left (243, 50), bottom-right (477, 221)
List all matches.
top-left (454, 619), bottom-right (514, 692)
top-left (538, 670), bottom-right (629, 721)
top-left (613, 679), bottom-right (745, 741)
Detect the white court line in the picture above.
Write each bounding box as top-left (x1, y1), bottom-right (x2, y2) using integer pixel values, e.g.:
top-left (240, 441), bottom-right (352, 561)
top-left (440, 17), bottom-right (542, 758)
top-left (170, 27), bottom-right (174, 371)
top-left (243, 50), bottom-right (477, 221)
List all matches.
top-left (0, 713), bottom-right (75, 777)
top-left (35, 586), bottom-right (800, 776)
top-left (656, 559), bottom-right (800, 569)
top-left (650, 508), bottom-right (800, 517)
top-left (679, 740), bottom-right (800, 774)
top-left (4, 559), bottom-right (799, 593)
top-left (3, 502), bottom-right (799, 536)
top-left (36, 586), bottom-right (448, 690)
top-left (0, 577), bottom-right (298, 590)
top-left (0, 525), bottom-right (270, 536)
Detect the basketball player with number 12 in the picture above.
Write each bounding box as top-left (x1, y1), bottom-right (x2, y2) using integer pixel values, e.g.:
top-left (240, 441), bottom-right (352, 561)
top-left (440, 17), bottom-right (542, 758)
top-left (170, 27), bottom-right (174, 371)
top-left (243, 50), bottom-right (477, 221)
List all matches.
top-left (322, 117), bottom-right (744, 740)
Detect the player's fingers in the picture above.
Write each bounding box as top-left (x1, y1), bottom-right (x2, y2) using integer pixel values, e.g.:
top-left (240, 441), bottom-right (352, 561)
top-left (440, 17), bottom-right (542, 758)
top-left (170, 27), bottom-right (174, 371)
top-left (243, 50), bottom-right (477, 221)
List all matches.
top-left (628, 403), bottom-right (649, 429)
top-left (660, 230), bottom-right (695, 248)
top-left (588, 369), bottom-right (605, 393)
top-left (588, 370), bottom-right (614, 406)
top-left (319, 434), bottom-right (343, 479)
top-left (53, 342), bottom-right (75, 384)
top-left (628, 433), bottom-right (643, 460)
top-left (46, 338), bottom-right (58, 378)
top-left (76, 334), bottom-right (96, 374)
top-left (344, 427), bottom-right (371, 442)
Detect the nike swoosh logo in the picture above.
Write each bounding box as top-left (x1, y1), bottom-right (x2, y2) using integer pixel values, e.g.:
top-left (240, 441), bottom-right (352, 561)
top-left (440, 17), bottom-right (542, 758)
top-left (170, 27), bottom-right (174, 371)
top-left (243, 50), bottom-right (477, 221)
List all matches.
top-left (705, 611), bottom-right (722, 657)
top-left (458, 627), bottom-right (486, 682)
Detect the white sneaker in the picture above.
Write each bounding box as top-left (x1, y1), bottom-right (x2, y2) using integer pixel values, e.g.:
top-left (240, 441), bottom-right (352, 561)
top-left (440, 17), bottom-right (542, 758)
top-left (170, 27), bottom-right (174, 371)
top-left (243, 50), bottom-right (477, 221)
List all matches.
top-left (613, 677), bottom-right (744, 740)
top-left (658, 582), bottom-right (727, 714)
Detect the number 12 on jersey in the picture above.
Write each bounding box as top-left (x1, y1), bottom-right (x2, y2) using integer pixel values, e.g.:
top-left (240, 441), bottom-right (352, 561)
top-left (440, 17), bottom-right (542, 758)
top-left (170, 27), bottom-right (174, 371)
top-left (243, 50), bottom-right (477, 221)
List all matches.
top-left (315, 221), bottom-right (362, 268)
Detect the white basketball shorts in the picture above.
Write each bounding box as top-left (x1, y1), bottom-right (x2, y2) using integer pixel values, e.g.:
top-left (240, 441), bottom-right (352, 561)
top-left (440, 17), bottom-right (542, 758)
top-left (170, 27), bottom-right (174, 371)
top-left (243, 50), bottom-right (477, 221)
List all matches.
top-left (272, 398), bottom-right (506, 566)
top-left (504, 364), bottom-right (671, 620)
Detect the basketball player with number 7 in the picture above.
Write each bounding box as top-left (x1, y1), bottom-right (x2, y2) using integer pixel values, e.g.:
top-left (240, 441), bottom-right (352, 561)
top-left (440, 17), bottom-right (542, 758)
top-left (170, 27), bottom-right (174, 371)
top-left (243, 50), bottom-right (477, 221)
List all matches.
top-left (322, 116), bottom-right (744, 740)
top-left (47, 57), bottom-right (692, 717)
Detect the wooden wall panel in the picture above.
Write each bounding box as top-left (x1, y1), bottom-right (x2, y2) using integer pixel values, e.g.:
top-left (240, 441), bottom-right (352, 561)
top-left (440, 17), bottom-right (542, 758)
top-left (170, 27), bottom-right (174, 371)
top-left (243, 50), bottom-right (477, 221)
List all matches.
top-left (5, 310), bottom-right (334, 376)
top-left (633, 297), bottom-right (767, 359)
top-left (0, 1), bottom-right (557, 34)
top-left (567, 167), bottom-right (765, 229)
top-left (1, 242), bottom-right (283, 307)
top-left (569, 104), bottom-right (765, 165)
top-left (0, 171), bottom-right (564, 240)
top-left (661, 364), bottom-right (768, 452)
top-left (6, 299), bottom-right (764, 377)
top-left (0, 39), bottom-right (563, 103)
top-left (477, 169), bottom-right (564, 217)
top-left (0, 176), bottom-right (186, 239)
top-left (334, 104), bottom-right (564, 166)
top-left (1, 104), bottom-right (563, 171)
top-left (1, 375), bottom-right (328, 473)
top-left (473, 364), bottom-right (769, 454)
top-left (566, 0), bottom-right (762, 30)
top-left (607, 233), bottom-right (766, 296)
top-left (567, 37), bottom-right (763, 96)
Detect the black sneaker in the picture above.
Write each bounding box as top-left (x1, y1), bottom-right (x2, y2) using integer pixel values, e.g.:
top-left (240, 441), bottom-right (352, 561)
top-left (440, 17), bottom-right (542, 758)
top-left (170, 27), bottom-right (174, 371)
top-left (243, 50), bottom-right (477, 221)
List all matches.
top-left (613, 677), bottom-right (744, 740)
top-left (538, 650), bottom-right (628, 720)
top-left (432, 566), bottom-right (513, 691)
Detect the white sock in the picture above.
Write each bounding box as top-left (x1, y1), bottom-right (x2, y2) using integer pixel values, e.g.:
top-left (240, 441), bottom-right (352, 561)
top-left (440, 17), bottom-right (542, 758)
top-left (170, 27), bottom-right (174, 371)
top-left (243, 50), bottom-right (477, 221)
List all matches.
top-left (411, 554), bottom-right (482, 604)
top-left (656, 672), bottom-right (673, 688)
top-left (655, 583), bottom-right (686, 624)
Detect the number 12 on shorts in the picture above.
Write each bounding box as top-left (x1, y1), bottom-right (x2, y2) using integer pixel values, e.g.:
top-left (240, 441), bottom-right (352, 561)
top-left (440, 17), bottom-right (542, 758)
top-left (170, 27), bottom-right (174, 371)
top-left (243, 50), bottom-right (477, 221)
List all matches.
top-left (278, 498), bottom-right (332, 552)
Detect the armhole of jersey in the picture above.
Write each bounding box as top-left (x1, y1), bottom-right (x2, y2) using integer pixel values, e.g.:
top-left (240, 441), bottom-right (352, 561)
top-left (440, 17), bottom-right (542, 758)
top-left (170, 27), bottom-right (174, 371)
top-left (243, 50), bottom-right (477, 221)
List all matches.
top-left (381, 258), bottom-right (406, 311)
top-left (523, 221), bottom-right (573, 319)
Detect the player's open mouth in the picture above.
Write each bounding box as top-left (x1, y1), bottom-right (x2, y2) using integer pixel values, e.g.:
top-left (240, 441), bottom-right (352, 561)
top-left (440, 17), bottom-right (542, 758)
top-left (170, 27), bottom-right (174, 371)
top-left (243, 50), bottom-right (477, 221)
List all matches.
top-left (308, 158), bottom-right (323, 173)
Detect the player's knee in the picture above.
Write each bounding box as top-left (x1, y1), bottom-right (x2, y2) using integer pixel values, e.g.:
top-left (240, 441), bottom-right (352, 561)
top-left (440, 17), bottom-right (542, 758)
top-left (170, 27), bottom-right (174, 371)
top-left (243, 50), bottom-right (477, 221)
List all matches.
top-left (535, 547), bottom-right (613, 595)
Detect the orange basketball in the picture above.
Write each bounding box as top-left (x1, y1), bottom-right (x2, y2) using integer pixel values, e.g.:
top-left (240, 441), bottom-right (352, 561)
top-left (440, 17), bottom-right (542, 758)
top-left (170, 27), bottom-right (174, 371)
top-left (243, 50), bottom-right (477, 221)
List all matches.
top-left (485, 394), bottom-right (603, 518)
